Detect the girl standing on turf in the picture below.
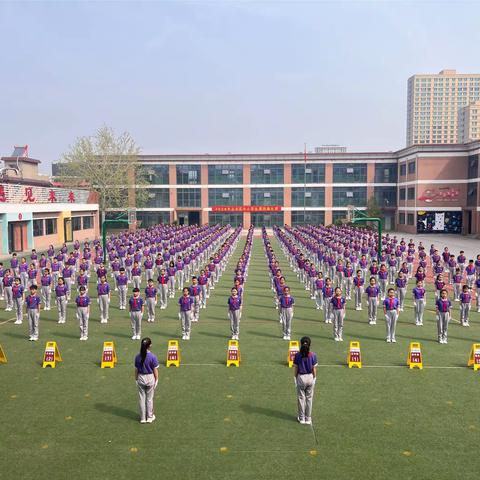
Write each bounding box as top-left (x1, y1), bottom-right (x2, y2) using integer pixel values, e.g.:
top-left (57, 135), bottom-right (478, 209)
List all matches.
top-left (135, 337), bottom-right (159, 424)
top-left (459, 285), bottom-right (471, 327)
top-left (157, 267), bottom-right (169, 309)
top-left (75, 285), bottom-right (91, 340)
top-left (40, 268), bottom-right (52, 311)
top-left (179, 287), bottom-right (193, 340)
top-left (383, 288), bottom-right (399, 343)
top-left (412, 280), bottom-right (426, 326)
top-left (280, 286), bottom-right (295, 341)
top-left (435, 289), bottom-right (451, 344)
top-left (25, 285), bottom-right (41, 341)
top-left (97, 275), bottom-right (111, 324)
top-left (395, 271), bottom-right (407, 312)
top-left (314, 271), bottom-right (324, 310)
top-left (331, 287), bottom-right (346, 342)
top-left (452, 268), bottom-right (463, 301)
top-left (167, 261), bottom-right (176, 298)
top-left (353, 270), bottom-right (364, 311)
top-left (293, 336), bottom-right (317, 425)
top-left (12, 277), bottom-right (24, 325)
top-left (228, 287), bottom-right (241, 340)
top-left (323, 278), bottom-right (334, 324)
top-left (55, 277), bottom-right (69, 324)
top-left (145, 278), bottom-right (158, 323)
top-left (129, 287), bottom-right (144, 340)
top-left (435, 274), bottom-right (445, 300)
top-left (365, 277), bottom-right (379, 325)
top-left (3, 269), bottom-right (14, 311)
top-left (378, 264), bottom-right (388, 300)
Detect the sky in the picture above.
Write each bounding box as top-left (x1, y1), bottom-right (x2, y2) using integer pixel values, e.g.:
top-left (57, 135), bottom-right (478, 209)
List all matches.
top-left (1, 0), bottom-right (480, 173)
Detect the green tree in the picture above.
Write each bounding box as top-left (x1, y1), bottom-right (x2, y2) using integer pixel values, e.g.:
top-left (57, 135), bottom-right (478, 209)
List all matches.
top-left (58, 126), bottom-right (147, 222)
top-left (366, 195), bottom-right (382, 218)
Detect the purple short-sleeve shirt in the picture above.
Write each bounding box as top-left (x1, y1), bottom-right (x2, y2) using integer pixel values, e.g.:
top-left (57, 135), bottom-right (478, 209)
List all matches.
top-left (135, 351), bottom-right (159, 375)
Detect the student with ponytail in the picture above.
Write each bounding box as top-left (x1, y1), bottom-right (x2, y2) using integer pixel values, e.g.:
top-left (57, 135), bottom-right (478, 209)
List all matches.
top-left (293, 336), bottom-right (318, 425)
top-left (134, 337), bottom-right (159, 424)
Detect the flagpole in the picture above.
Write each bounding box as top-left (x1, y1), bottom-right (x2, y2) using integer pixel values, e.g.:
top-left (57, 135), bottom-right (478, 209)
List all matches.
top-left (303, 143), bottom-right (307, 225)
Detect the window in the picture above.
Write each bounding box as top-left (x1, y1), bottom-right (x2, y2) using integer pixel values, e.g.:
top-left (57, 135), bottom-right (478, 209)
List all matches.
top-left (332, 187), bottom-right (367, 207)
top-left (144, 189), bottom-right (170, 208)
top-left (332, 164), bottom-right (367, 183)
top-left (399, 188), bottom-right (406, 200)
top-left (72, 217), bottom-right (82, 231)
top-left (399, 213), bottom-right (406, 225)
top-left (407, 213), bottom-right (415, 225)
top-left (144, 165), bottom-right (169, 184)
top-left (467, 183), bottom-right (477, 206)
top-left (136, 212), bottom-right (171, 227)
top-left (400, 164), bottom-right (407, 176)
top-left (374, 163), bottom-right (397, 183)
top-left (208, 188), bottom-right (243, 206)
top-left (250, 164), bottom-right (284, 184)
top-left (332, 211), bottom-right (348, 224)
top-left (45, 218), bottom-right (57, 235)
top-left (408, 162), bottom-right (416, 174)
top-left (468, 155), bottom-right (478, 179)
top-left (407, 187), bottom-right (415, 200)
top-left (176, 165), bottom-right (201, 185)
top-left (291, 187), bottom-right (325, 207)
top-left (82, 216), bottom-right (93, 229)
top-left (251, 188), bottom-right (284, 206)
top-left (374, 187), bottom-right (397, 207)
top-left (208, 165), bottom-right (243, 184)
top-left (291, 211), bottom-right (325, 226)
top-left (291, 164), bottom-right (325, 183)
top-left (250, 212), bottom-right (284, 227)
top-left (33, 219), bottom-right (44, 237)
top-left (177, 188), bottom-right (201, 207)
top-left (208, 213), bottom-right (244, 226)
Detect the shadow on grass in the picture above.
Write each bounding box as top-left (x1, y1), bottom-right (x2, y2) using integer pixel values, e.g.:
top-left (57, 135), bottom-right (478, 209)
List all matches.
top-left (199, 331), bottom-right (229, 339)
top-left (240, 403), bottom-right (297, 422)
top-left (108, 331), bottom-right (133, 339)
top-left (4, 331), bottom-right (25, 339)
top-left (94, 402), bottom-right (138, 421)
top-left (247, 330), bottom-right (281, 339)
top-left (52, 331), bottom-right (79, 339)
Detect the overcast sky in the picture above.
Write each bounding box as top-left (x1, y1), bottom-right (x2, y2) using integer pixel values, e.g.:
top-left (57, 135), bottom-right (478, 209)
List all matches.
top-left (1, 0), bottom-right (480, 173)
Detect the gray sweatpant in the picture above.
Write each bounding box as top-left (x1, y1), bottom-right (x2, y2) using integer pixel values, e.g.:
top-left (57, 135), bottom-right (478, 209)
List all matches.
top-left (41, 286), bottom-right (51, 309)
top-left (282, 307), bottom-right (293, 336)
top-left (453, 284), bottom-right (461, 301)
top-left (315, 290), bottom-right (324, 309)
top-left (98, 295), bottom-right (109, 321)
top-left (460, 303), bottom-right (470, 324)
top-left (379, 279), bottom-right (388, 299)
top-left (132, 276), bottom-right (141, 290)
top-left (4, 286), bottom-right (13, 309)
top-left (192, 295), bottom-right (200, 322)
top-left (414, 299), bottom-right (425, 325)
top-left (343, 277), bottom-right (353, 299)
top-left (367, 297), bottom-right (377, 323)
top-left (398, 288), bottom-right (406, 309)
top-left (180, 310), bottom-right (192, 336)
top-left (385, 310), bottom-right (398, 341)
top-left (324, 300), bottom-right (333, 323)
top-left (168, 277), bottom-right (175, 297)
top-left (118, 285), bottom-right (127, 309)
top-left (158, 284), bottom-right (168, 308)
top-left (146, 297), bottom-right (156, 321)
top-left (77, 307), bottom-right (89, 337)
top-left (354, 287), bottom-right (363, 309)
top-left (57, 296), bottom-right (67, 323)
top-left (296, 373), bottom-right (315, 421)
top-left (130, 311), bottom-right (143, 337)
top-left (437, 311), bottom-right (450, 340)
top-left (229, 309), bottom-right (240, 336)
top-left (332, 309), bottom-right (344, 339)
top-left (14, 297), bottom-right (23, 323)
top-left (200, 285), bottom-right (207, 307)
top-left (137, 373), bottom-right (155, 421)
top-left (27, 308), bottom-right (39, 337)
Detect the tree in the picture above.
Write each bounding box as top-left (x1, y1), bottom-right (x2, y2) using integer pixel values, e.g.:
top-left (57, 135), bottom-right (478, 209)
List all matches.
top-left (59, 126), bottom-right (148, 222)
top-left (366, 195), bottom-right (382, 218)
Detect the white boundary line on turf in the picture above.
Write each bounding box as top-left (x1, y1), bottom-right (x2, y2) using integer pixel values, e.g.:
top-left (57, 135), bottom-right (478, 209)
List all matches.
top-left (0, 317), bottom-right (17, 325)
top-left (181, 363), bottom-right (469, 369)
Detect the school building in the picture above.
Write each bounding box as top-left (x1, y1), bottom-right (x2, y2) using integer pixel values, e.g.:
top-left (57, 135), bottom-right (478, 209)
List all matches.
top-left (129, 140), bottom-right (480, 235)
top-left (0, 146), bottom-right (100, 255)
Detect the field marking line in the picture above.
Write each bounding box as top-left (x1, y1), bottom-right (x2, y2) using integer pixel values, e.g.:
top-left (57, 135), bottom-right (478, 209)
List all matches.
top-left (0, 317), bottom-right (17, 325)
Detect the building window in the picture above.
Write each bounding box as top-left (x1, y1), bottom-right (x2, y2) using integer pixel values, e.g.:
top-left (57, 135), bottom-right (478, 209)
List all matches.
top-left (399, 213), bottom-right (406, 225)
top-left (399, 164), bottom-right (407, 176)
top-left (467, 183), bottom-right (477, 207)
top-left (291, 187), bottom-right (325, 207)
top-left (144, 165), bottom-right (169, 184)
top-left (72, 217), bottom-right (82, 231)
top-left (208, 213), bottom-right (244, 226)
top-left (251, 188), bottom-right (284, 206)
top-left (177, 188), bottom-right (201, 207)
top-left (468, 155), bottom-right (478, 179)
top-left (332, 211), bottom-right (348, 224)
top-left (291, 164), bottom-right (325, 183)
top-left (408, 162), bottom-right (416, 174)
top-left (407, 187), bottom-right (415, 200)
top-left (208, 165), bottom-right (243, 184)
top-left (45, 219), bottom-right (57, 235)
top-left (208, 188), bottom-right (243, 206)
top-left (33, 219), bottom-right (44, 237)
top-left (332, 164), bottom-right (367, 183)
top-left (399, 188), bottom-right (406, 200)
top-left (291, 211), bottom-right (325, 226)
top-left (176, 165), bottom-right (201, 185)
top-left (374, 187), bottom-right (397, 207)
top-left (374, 163), bottom-right (398, 183)
top-left (407, 213), bottom-right (415, 225)
top-left (145, 189), bottom-right (170, 208)
top-left (332, 187), bottom-right (367, 207)
top-left (250, 164), bottom-right (284, 184)
top-left (250, 212), bottom-right (284, 227)
top-left (82, 216), bottom-right (93, 230)
top-left (136, 212), bottom-right (171, 227)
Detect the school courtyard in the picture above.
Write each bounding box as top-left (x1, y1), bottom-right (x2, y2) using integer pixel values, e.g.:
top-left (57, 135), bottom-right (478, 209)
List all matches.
top-left (1, 232), bottom-right (480, 480)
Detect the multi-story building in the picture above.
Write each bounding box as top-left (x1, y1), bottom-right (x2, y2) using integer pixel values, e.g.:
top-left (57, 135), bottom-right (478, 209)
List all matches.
top-left (406, 69), bottom-right (480, 146)
top-left (459, 100), bottom-right (480, 143)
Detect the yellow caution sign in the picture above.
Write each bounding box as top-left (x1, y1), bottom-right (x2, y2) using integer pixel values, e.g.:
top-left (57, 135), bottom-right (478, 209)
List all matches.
top-left (407, 342), bottom-right (423, 369)
top-left (348, 341), bottom-right (362, 368)
top-left (166, 340), bottom-right (181, 367)
top-left (101, 341), bottom-right (117, 368)
top-left (226, 340), bottom-right (240, 367)
top-left (42, 341), bottom-right (62, 368)
top-left (288, 341), bottom-right (299, 368)
top-left (0, 344), bottom-right (7, 363)
top-left (467, 343), bottom-right (480, 371)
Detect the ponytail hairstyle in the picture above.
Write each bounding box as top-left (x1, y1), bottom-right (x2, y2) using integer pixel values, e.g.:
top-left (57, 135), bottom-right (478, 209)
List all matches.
top-left (300, 336), bottom-right (311, 358)
top-left (140, 337), bottom-right (152, 365)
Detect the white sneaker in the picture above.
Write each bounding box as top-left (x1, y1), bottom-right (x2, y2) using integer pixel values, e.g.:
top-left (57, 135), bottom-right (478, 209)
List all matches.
top-left (286, 335), bottom-right (291, 341)
top-left (146, 415), bottom-right (156, 424)
top-left (339, 337), bottom-right (343, 342)
top-left (298, 417), bottom-right (306, 425)
top-left (386, 338), bottom-right (391, 343)
top-left (33, 336), bottom-right (38, 341)
top-left (334, 336), bottom-right (339, 342)
top-left (282, 335), bottom-right (287, 340)
top-left (185, 335), bottom-right (190, 340)
top-left (316, 306), bottom-right (320, 310)
top-left (443, 338), bottom-right (448, 344)
top-left (131, 335), bottom-right (137, 340)
top-left (84, 337), bottom-right (88, 341)
top-left (140, 419), bottom-right (147, 424)
top-left (304, 418), bottom-right (312, 425)
top-left (391, 338), bottom-right (396, 343)
top-left (29, 336), bottom-right (34, 341)
top-left (14, 320), bottom-right (22, 325)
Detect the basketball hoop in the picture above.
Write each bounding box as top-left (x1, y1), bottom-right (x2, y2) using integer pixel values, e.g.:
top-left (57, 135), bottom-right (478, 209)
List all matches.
top-left (127, 208), bottom-right (137, 225)
top-left (346, 205), bottom-right (355, 223)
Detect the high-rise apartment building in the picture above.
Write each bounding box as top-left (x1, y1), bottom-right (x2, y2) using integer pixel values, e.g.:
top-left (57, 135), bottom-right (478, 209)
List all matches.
top-left (406, 69), bottom-right (480, 146)
top-left (459, 100), bottom-right (480, 143)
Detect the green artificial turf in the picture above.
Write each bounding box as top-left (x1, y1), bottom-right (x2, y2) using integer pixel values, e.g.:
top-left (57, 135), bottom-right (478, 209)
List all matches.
top-left (1, 236), bottom-right (480, 480)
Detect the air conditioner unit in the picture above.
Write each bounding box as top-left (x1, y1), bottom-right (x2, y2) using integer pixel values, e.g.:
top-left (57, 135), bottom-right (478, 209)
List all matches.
top-left (264, 192), bottom-right (271, 198)
top-left (346, 168), bottom-right (354, 174)
top-left (305, 192), bottom-right (312, 198)
top-left (222, 170), bottom-right (229, 175)
top-left (264, 169), bottom-right (271, 174)
top-left (305, 168), bottom-right (312, 174)
top-left (346, 192), bottom-right (354, 197)
top-left (222, 192), bottom-right (230, 198)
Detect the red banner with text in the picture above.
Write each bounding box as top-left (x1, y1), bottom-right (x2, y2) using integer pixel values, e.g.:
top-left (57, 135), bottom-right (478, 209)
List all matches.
top-left (212, 205), bottom-right (282, 213)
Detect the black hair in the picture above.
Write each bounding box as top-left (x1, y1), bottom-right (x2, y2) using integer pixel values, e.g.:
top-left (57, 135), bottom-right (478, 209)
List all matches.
top-left (140, 337), bottom-right (152, 365)
top-left (133, 287), bottom-right (140, 293)
top-left (300, 336), bottom-right (311, 358)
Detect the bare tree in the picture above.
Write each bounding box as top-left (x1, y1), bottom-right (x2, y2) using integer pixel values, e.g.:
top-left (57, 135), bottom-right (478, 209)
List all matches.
top-left (58, 125), bottom-right (147, 222)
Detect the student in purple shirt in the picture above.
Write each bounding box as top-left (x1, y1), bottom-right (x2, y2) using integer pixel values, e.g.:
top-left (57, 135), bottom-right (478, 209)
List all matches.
top-left (293, 336), bottom-right (317, 425)
top-left (395, 271), bottom-right (407, 312)
top-left (40, 268), bottom-right (52, 311)
top-left (12, 277), bottom-right (25, 325)
top-left (412, 280), bottom-right (426, 326)
top-left (55, 277), bottom-right (69, 324)
top-left (280, 286), bottom-right (295, 341)
top-left (97, 276), bottom-right (111, 324)
top-left (228, 287), bottom-right (242, 340)
top-left (365, 277), bottom-right (380, 325)
top-left (75, 286), bottom-right (91, 340)
top-left (144, 279), bottom-right (158, 323)
top-left (178, 287), bottom-right (194, 340)
top-left (436, 289), bottom-right (451, 344)
top-left (135, 337), bottom-right (159, 424)
top-left (129, 288), bottom-right (144, 340)
top-left (331, 287), bottom-right (346, 342)
top-left (383, 288), bottom-right (399, 343)
top-left (26, 285), bottom-right (41, 341)
top-left (459, 285), bottom-right (472, 327)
